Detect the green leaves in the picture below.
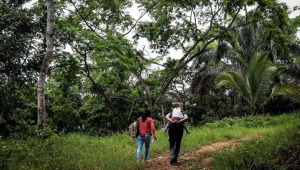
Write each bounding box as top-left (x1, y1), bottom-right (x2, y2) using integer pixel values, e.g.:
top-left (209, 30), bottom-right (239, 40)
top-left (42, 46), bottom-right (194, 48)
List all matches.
top-left (258, 1), bottom-right (291, 54)
top-left (271, 83), bottom-right (300, 101)
top-left (216, 70), bottom-right (246, 95)
top-left (216, 52), bottom-right (299, 115)
top-left (0, 1), bottom-right (42, 137)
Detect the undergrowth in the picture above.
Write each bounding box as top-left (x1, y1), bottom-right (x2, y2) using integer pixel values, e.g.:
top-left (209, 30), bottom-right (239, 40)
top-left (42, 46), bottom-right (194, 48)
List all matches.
top-left (0, 112), bottom-right (299, 170)
top-left (211, 121), bottom-right (300, 169)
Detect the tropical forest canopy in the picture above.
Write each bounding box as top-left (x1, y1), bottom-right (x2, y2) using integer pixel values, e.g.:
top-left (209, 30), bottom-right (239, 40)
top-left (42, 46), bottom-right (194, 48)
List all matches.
top-left (1, 0), bottom-right (300, 138)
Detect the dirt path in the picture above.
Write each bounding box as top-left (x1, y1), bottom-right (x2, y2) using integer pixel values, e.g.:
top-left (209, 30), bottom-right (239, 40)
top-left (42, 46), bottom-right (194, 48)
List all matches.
top-left (145, 137), bottom-right (259, 170)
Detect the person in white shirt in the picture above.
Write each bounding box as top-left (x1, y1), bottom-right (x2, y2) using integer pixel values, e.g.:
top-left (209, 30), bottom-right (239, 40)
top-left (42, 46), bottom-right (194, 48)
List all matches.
top-left (163, 102), bottom-right (190, 134)
top-left (165, 101), bottom-right (189, 164)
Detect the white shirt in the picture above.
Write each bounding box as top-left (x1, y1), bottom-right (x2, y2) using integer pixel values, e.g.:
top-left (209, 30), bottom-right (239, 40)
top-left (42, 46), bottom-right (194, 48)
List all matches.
top-left (172, 107), bottom-right (183, 118)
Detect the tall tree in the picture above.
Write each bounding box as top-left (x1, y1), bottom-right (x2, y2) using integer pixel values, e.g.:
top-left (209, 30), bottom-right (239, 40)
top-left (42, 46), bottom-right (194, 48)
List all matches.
top-left (0, 1), bottom-right (42, 137)
top-left (191, 2), bottom-right (300, 114)
top-left (55, 0), bottom-right (145, 128)
top-left (132, 0), bottom-right (291, 109)
top-left (37, 0), bottom-right (54, 133)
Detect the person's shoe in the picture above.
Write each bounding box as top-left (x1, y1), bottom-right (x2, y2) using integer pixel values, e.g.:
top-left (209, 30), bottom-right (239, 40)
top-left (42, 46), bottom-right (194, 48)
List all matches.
top-left (170, 159), bottom-right (180, 164)
top-left (186, 131), bottom-right (191, 134)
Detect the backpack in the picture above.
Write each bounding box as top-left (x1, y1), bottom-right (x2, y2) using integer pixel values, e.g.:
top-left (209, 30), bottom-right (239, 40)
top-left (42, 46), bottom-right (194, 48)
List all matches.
top-left (129, 118), bottom-right (140, 138)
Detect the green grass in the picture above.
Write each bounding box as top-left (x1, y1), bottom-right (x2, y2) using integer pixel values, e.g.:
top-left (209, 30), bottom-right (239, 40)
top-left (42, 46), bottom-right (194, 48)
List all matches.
top-left (210, 120), bottom-right (300, 169)
top-left (1, 112), bottom-right (299, 170)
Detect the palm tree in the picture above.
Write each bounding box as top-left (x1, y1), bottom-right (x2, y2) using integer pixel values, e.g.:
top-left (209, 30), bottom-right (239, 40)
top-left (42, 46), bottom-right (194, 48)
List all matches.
top-left (190, 41), bottom-right (230, 96)
top-left (212, 13), bottom-right (300, 114)
top-left (216, 52), bottom-right (300, 115)
top-left (190, 13), bottom-right (266, 107)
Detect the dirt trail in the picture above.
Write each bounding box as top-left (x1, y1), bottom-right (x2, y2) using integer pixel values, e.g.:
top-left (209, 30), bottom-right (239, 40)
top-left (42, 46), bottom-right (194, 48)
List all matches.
top-left (145, 137), bottom-right (259, 170)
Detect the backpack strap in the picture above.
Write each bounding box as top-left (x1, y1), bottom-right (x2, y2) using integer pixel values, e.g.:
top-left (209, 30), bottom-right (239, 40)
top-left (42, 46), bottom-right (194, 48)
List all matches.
top-left (136, 117), bottom-right (141, 135)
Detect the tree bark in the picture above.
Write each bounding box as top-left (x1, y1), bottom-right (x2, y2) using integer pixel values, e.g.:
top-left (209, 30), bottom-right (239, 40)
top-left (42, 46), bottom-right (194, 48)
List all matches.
top-left (0, 108), bottom-right (4, 124)
top-left (130, 68), bottom-right (153, 110)
top-left (131, 8), bottom-right (243, 110)
top-left (37, 0), bottom-right (54, 134)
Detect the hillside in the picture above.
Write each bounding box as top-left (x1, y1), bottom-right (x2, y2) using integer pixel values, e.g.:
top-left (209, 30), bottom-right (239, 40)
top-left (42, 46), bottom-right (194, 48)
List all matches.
top-left (1, 112), bottom-right (299, 169)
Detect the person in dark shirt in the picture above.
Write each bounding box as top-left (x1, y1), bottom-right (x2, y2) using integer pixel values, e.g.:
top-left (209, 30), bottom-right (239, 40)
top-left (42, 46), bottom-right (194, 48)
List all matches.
top-left (165, 103), bottom-right (189, 164)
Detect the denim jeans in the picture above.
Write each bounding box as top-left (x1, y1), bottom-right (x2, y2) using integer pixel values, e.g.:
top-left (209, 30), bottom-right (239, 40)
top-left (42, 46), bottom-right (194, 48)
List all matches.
top-left (136, 134), bottom-right (151, 160)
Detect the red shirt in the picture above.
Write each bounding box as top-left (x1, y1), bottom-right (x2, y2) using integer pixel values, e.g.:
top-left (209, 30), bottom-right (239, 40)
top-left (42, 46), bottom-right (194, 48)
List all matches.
top-left (139, 117), bottom-right (156, 137)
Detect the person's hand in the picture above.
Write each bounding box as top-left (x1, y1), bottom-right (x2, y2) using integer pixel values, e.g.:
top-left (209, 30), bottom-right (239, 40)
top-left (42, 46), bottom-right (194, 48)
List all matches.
top-left (172, 119), bottom-right (179, 124)
top-left (178, 119), bottom-right (183, 124)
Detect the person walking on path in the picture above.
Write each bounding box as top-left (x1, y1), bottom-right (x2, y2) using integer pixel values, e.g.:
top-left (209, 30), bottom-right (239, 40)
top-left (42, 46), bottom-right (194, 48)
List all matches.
top-left (165, 104), bottom-right (188, 164)
top-left (163, 102), bottom-right (190, 134)
top-left (136, 110), bottom-right (157, 162)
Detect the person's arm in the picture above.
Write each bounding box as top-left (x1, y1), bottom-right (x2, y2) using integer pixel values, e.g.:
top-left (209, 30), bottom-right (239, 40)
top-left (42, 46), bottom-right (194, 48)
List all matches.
top-left (165, 113), bottom-right (179, 124)
top-left (178, 113), bottom-right (188, 124)
top-left (150, 119), bottom-right (156, 139)
top-left (165, 113), bottom-right (173, 123)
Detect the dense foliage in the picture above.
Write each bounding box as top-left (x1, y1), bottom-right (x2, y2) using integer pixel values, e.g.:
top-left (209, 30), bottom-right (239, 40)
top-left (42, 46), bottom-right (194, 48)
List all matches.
top-left (0, 0), bottom-right (300, 138)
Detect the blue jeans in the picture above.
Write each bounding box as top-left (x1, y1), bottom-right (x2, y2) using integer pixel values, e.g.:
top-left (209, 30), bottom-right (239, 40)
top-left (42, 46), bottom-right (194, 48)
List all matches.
top-left (136, 134), bottom-right (151, 160)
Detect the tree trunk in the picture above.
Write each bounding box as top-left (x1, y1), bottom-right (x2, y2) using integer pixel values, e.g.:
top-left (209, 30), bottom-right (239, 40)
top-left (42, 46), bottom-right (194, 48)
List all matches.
top-left (37, 0), bottom-right (54, 134)
top-left (130, 68), bottom-right (153, 110)
top-left (0, 108), bottom-right (4, 124)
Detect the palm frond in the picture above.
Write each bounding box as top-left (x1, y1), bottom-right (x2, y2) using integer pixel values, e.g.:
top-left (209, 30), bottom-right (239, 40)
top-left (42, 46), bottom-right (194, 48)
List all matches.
top-left (271, 83), bottom-right (300, 101)
top-left (234, 55), bottom-right (248, 69)
top-left (248, 52), bottom-right (287, 103)
top-left (247, 52), bottom-right (269, 100)
top-left (216, 70), bottom-right (248, 96)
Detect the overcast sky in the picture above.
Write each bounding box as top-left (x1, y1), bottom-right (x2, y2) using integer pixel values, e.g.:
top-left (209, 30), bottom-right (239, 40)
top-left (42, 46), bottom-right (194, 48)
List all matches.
top-left (24, 0), bottom-right (300, 17)
top-left (279, 0), bottom-right (300, 18)
top-left (23, 0), bottom-right (300, 61)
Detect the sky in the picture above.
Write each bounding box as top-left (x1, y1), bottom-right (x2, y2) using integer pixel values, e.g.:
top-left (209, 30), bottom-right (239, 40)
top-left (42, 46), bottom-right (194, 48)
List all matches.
top-left (23, 0), bottom-right (300, 61)
top-left (279, 0), bottom-right (300, 18)
top-left (130, 0), bottom-right (300, 61)
top-left (23, 0), bottom-right (300, 19)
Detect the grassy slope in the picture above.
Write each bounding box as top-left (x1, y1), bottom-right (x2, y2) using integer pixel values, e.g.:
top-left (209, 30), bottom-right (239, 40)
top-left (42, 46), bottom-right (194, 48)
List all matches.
top-left (210, 114), bottom-right (300, 170)
top-left (1, 112), bottom-right (299, 170)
